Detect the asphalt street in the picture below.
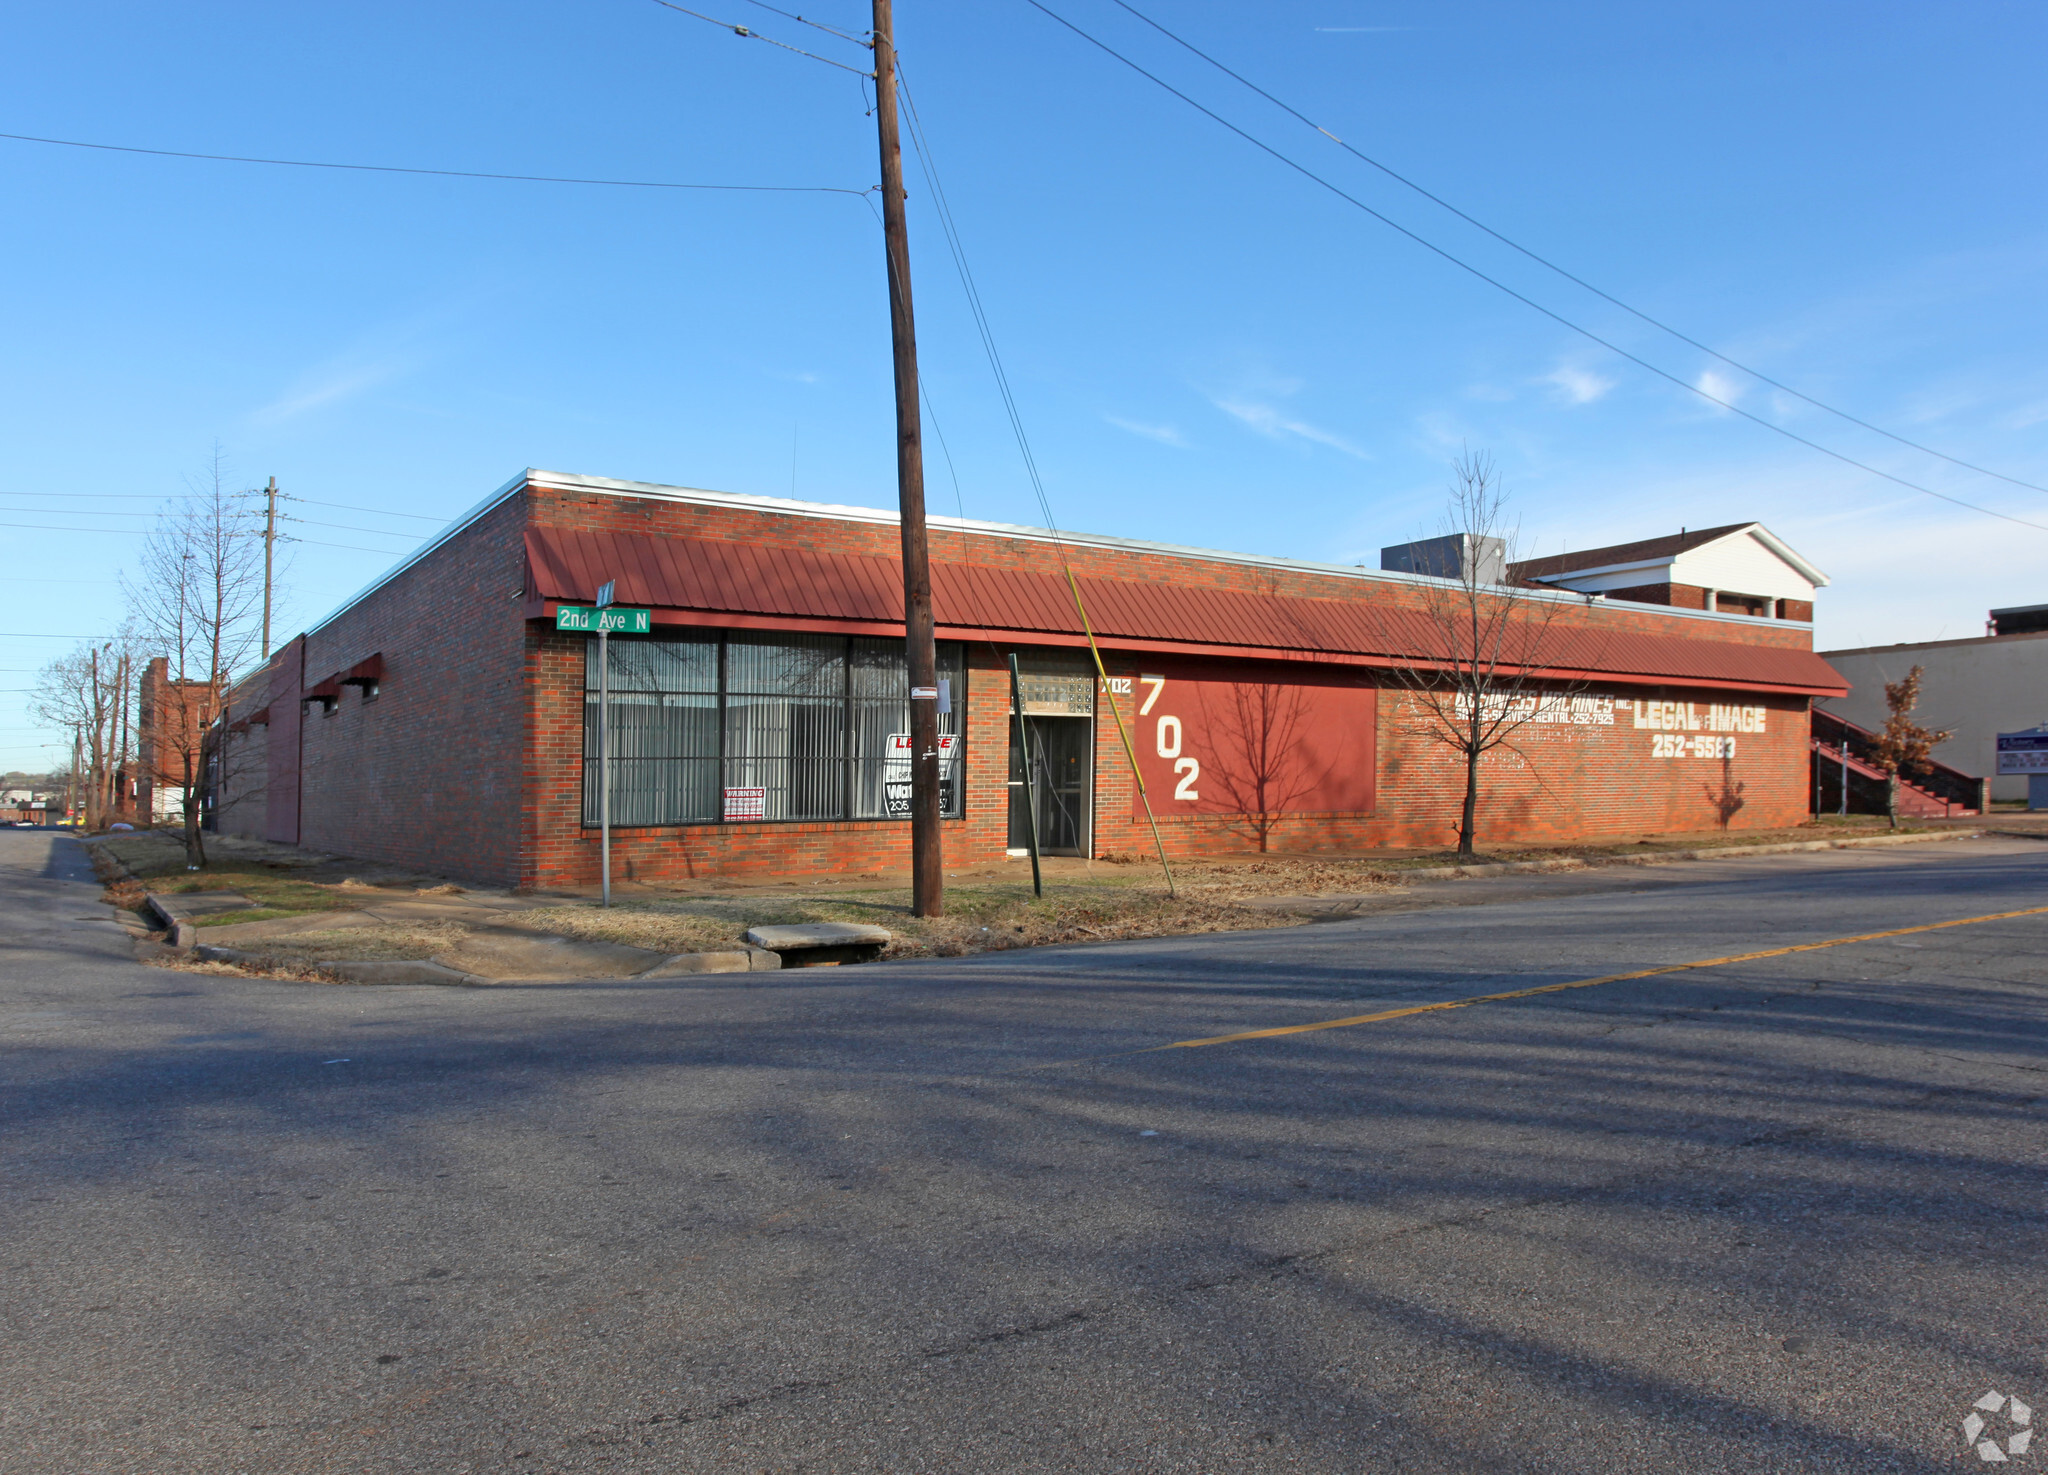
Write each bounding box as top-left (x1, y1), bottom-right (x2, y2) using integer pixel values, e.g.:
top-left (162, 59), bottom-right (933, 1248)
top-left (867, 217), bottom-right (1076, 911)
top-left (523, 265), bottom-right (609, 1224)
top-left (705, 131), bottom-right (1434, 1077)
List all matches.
top-left (2, 829), bottom-right (2044, 1473)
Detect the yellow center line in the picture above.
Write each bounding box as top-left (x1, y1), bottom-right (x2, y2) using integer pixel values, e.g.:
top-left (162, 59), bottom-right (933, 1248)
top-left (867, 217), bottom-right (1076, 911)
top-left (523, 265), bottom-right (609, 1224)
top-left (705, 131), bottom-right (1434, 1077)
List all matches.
top-left (1018, 903), bottom-right (2048, 1071)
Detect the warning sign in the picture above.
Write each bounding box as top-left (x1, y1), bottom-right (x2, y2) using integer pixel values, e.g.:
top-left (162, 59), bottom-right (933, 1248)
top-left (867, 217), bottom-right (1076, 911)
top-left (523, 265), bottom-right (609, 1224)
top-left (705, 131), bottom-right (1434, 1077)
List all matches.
top-left (722, 787), bottom-right (767, 821)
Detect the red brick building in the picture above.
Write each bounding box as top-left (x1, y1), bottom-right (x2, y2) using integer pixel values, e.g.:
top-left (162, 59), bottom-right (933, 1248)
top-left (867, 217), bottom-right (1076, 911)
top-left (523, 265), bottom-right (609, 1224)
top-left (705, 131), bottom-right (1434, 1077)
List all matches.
top-left (137, 656), bottom-right (223, 823)
top-left (210, 470), bottom-right (1847, 887)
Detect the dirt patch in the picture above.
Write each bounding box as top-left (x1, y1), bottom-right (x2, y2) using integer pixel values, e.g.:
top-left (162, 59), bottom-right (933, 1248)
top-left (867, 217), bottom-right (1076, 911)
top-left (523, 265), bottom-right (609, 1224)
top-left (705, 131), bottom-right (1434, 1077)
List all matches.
top-left (142, 954), bottom-right (345, 984)
top-left (513, 872), bottom-right (1329, 963)
top-left (217, 921), bottom-right (476, 967)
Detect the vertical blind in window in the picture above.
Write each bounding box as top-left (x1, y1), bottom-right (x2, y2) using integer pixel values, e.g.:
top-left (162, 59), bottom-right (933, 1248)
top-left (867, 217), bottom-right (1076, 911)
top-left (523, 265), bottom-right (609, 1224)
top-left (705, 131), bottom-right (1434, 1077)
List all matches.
top-left (583, 633), bottom-right (963, 826)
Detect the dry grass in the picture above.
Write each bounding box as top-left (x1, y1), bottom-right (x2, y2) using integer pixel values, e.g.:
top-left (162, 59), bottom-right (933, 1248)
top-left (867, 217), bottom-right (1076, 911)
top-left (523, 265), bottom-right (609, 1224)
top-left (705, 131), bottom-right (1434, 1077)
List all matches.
top-left (220, 921), bottom-right (475, 967)
top-left (513, 870), bottom-right (1333, 962)
top-left (88, 829), bottom-right (468, 932)
top-left (104, 815), bottom-right (1967, 984)
top-left (143, 954), bottom-right (343, 984)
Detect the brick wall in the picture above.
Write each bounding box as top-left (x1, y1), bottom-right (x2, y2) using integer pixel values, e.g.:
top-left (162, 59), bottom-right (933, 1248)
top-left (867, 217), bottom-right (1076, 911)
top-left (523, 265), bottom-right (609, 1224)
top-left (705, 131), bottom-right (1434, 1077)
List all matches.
top-left (290, 497), bottom-right (532, 883)
top-left (265, 481), bottom-right (1829, 886)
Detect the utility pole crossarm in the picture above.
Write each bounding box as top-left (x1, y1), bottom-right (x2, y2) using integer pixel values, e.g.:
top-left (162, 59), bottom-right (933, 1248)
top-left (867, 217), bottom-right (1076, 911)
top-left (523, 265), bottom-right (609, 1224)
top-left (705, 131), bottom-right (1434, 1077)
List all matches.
top-left (262, 477), bottom-right (277, 661)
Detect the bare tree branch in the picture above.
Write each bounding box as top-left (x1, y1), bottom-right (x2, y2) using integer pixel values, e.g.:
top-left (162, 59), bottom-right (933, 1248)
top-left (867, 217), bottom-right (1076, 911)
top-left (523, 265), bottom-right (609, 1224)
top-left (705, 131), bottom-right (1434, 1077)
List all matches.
top-left (120, 446), bottom-right (269, 866)
top-left (1389, 450), bottom-right (1586, 858)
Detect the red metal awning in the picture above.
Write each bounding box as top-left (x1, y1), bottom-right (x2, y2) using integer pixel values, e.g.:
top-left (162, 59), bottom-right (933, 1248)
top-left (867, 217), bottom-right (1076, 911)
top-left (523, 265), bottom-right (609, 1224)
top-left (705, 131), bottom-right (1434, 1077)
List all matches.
top-left (523, 528), bottom-right (1848, 697)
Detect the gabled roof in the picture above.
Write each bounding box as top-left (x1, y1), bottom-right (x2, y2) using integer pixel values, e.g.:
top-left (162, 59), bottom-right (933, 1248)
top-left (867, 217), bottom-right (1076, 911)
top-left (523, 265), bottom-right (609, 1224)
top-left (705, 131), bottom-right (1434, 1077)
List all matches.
top-left (1511, 524), bottom-right (1752, 581)
top-left (524, 528), bottom-right (1849, 697)
top-left (1511, 521), bottom-right (1829, 588)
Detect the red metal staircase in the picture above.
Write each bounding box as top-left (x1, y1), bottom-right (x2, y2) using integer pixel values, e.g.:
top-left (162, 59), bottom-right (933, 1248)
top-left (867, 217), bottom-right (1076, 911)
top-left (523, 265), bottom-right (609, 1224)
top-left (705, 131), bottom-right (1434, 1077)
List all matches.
top-left (1811, 708), bottom-right (1985, 817)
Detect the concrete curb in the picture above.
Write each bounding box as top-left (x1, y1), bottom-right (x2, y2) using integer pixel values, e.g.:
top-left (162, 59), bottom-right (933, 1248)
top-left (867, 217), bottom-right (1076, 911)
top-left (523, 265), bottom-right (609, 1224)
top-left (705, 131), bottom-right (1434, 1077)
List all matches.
top-left (1383, 827), bottom-right (1987, 884)
top-left (190, 943), bottom-right (794, 988)
top-left (177, 829), bottom-right (2005, 986)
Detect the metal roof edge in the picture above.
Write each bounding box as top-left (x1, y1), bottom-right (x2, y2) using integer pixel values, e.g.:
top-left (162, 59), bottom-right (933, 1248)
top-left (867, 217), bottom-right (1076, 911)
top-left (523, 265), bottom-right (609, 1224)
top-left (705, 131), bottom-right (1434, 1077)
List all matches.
top-left (300, 468), bottom-right (1814, 645)
top-left (519, 470), bottom-right (1796, 632)
top-left (1528, 554), bottom-right (1681, 584)
top-left (1821, 628), bottom-right (2048, 659)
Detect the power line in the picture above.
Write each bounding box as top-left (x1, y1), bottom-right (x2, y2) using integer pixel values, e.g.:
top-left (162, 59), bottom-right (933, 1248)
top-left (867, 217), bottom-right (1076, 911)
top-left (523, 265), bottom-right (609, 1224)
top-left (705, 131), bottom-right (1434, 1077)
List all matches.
top-left (0, 489), bottom-right (449, 524)
top-left (0, 521), bottom-right (146, 535)
top-left (279, 514), bottom-right (416, 540)
top-left (280, 535), bottom-right (409, 555)
top-left (647, 0), bottom-right (875, 76)
top-left (1105, 0), bottom-right (2048, 501)
top-left (895, 73), bottom-right (1059, 536)
top-left (738, 0), bottom-right (873, 47)
top-left (0, 490), bottom-right (163, 499)
top-left (0, 507), bottom-right (155, 518)
top-left (1022, 0), bottom-right (2048, 535)
top-left (290, 497), bottom-right (449, 523)
top-left (0, 130), bottom-right (870, 195)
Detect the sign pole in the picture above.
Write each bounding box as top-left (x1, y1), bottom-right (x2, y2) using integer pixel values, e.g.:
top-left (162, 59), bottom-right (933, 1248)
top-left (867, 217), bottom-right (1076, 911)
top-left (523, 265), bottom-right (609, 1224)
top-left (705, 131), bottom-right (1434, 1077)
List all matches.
top-left (1007, 654), bottom-right (1043, 898)
top-left (596, 579), bottom-right (615, 909)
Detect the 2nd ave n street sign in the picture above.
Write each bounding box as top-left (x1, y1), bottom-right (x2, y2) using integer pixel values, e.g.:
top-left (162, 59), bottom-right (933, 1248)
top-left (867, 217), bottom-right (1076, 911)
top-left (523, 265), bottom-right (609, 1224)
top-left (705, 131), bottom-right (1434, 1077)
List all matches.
top-left (556, 605), bottom-right (652, 634)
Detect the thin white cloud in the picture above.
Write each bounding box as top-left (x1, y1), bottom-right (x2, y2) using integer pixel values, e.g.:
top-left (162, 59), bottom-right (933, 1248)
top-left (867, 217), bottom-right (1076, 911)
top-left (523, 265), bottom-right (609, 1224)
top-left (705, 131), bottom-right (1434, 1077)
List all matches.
top-left (1693, 368), bottom-right (1744, 410)
top-left (1542, 364), bottom-right (1614, 405)
top-left (1104, 414), bottom-right (1188, 448)
top-left (2005, 399), bottom-right (2048, 430)
top-left (253, 360), bottom-right (406, 424)
top-left (1212, 397), bottom-right (1369, 459)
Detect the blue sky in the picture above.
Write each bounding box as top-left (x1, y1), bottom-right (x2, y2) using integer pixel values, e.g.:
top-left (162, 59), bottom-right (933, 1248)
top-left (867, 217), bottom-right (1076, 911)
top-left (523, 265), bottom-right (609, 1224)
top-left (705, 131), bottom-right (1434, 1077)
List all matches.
top-left (5, 1), bottom-right (2047, 770)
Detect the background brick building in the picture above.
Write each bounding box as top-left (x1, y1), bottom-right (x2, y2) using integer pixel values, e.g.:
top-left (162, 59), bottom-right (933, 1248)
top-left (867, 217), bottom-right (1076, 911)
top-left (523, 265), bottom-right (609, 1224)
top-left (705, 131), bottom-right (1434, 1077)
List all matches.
top-left (212, 470), bottom-right (1847, 886)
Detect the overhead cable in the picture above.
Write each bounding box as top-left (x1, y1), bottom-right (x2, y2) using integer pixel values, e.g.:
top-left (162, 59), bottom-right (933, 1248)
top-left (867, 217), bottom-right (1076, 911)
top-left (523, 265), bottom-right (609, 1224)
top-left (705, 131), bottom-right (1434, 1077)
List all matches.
top-left (280, 514), bottom-right (416, 540)
top-left (1106, 0), bottom-right (2048, 500)
top-left (280, 535), bottom-right (410, 555)
top-left (290, 497), bottom-right (449, 523)
top-left (896, 69), bottom-right (1178, 893)
top-left (648, 0), bottom-right (875, 75)
top-left (1022, 0), bottom-right (2048, 535)
top-left (0, 521), bottom-right (145, 535)
top-left (0, 130), bottom-right (869, 195)
top-left (738, 0), bottom-right (873, 47)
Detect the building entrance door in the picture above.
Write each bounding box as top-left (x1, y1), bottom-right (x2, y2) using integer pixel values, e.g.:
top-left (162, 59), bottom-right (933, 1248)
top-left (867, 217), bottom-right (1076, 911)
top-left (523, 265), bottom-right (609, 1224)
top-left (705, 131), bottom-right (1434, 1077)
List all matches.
top-left (1009, 716), bottom-right (1092, 855)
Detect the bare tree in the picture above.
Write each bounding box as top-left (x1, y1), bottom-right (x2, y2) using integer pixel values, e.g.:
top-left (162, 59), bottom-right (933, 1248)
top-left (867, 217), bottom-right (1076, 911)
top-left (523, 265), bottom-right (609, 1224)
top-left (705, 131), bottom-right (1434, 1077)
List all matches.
top-left (28, 636), bottom-right (139, 830)
top-left (122, 450), bottom-right (268, 866)
top-left (1204, 679), bottom-right (1329, 853)
top-left (1392, 451), bottom-right (1577, 860)
top-left (1868, 665), bottom-right (1952, 830)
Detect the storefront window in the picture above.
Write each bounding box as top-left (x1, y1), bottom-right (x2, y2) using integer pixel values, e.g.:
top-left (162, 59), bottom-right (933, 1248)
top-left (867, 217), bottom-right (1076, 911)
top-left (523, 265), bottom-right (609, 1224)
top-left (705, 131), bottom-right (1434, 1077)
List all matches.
top-left (583, 633), bottom-right (963, 826)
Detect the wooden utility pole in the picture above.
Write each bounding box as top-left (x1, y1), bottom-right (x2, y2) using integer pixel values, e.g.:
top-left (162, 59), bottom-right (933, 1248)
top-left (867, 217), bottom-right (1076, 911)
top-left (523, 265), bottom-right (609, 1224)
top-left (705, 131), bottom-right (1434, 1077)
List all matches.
top-left (872, 0), bottom-right (942, 917)
top-left (261, 476), bottom-right (277, 660)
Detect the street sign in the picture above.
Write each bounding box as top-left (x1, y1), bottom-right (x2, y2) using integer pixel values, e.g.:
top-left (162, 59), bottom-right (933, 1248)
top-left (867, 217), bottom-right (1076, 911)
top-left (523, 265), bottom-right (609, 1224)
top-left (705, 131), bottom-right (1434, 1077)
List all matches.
top-left (595, 580), bottom-right (616, 609)
top-left (556, 605), bottom-right (650, 634)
